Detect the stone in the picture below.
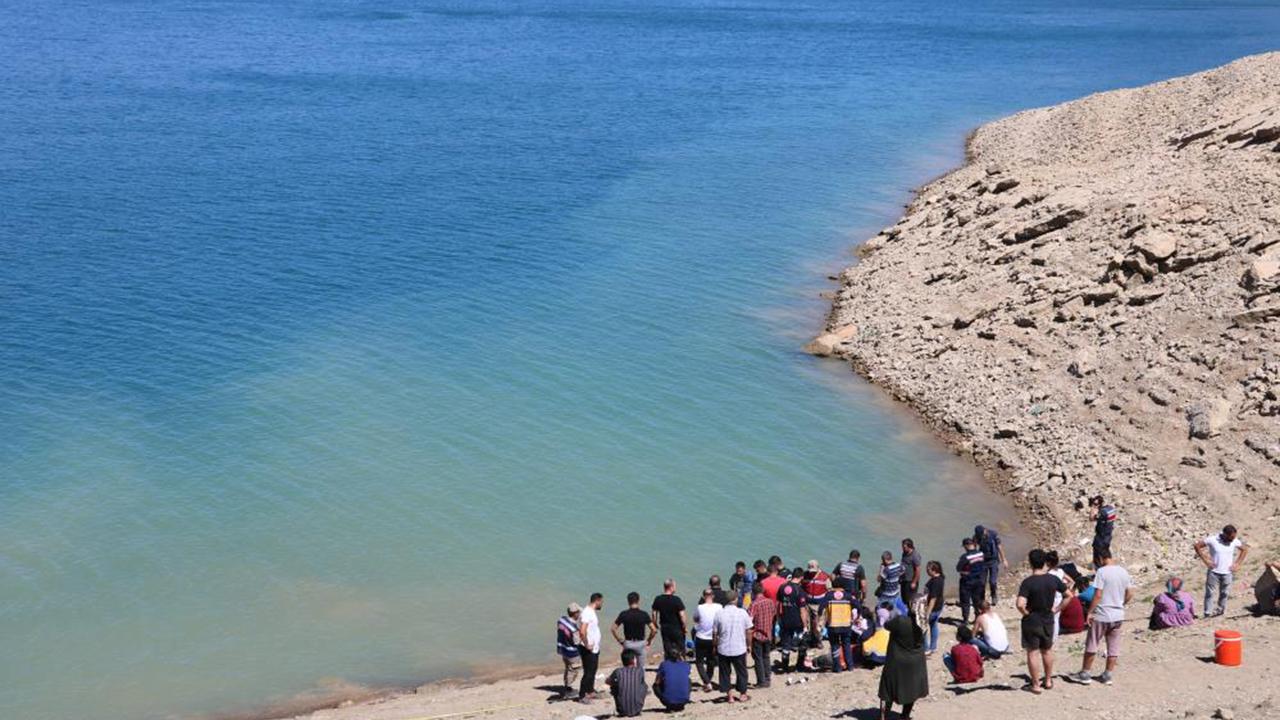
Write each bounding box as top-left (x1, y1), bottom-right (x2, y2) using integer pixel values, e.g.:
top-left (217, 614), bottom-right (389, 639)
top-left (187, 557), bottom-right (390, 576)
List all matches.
top-left (1133, 231), bottom-right (1178, 261)
top-left (1186, 398), bottom-right (1232, 439)
top-left (1242, 254), bottom-right (1280, 289)
top-left (803, 324), bottom-right (858, 357)
top-left (1009, 209), bottom-right (1087, 243)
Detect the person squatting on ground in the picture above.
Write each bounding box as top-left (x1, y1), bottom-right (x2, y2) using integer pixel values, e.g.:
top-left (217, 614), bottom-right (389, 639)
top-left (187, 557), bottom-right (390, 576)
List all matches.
top-left (942, 624), bottom-right (984, 683)
top-left (653, 648), bottom-right (691, 711)
top-left (605, 648), bottom-right (646, 717)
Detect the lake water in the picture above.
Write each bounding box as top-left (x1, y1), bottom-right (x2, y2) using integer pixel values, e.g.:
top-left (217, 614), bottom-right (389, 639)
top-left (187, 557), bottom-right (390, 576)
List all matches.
top-left (3, 1), bottom-right (1280, 718)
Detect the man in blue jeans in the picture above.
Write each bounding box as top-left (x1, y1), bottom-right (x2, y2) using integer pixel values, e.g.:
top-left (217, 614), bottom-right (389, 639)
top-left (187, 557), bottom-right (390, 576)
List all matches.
top-left (1194, 524), bottom-right (1249, 616)
top-left (975, 525), bottom-right (1008, 603)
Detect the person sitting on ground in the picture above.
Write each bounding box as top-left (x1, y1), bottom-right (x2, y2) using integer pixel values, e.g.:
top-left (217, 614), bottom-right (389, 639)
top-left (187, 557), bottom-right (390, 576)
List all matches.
top-left (1058, 593), bottom-right (1087, 635)
top-left (943, 625), bottom-right (984, 684)
top-left (1150, 576), bottom-right (1196, 629)
top-left (606, 648), bottom-right (647, 717)
top-left (653, 647), bottom-right (691, 712)
top-left (972, 599), bottom-right (1009, 659)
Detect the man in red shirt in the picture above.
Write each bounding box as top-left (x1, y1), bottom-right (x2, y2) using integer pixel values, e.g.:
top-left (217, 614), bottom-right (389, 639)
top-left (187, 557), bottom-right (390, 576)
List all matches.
top-left (760, 564), bottom-right (786, 600)
top-left (747, 581), bottom-right (778, 687)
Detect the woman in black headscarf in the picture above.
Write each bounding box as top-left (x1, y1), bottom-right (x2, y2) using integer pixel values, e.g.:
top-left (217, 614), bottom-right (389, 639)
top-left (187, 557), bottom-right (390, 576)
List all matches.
top-left (877, 610), bottom-right (929, 719)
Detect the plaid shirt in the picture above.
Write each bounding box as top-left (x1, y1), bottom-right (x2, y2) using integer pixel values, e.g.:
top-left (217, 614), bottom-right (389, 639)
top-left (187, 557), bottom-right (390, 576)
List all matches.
top-left (748, 595), bottom-right (778, 642)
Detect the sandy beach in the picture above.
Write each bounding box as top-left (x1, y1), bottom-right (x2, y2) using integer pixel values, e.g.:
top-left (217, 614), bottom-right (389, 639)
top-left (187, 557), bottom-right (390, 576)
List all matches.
top-left (259, 52), bottom-right (1280, 720)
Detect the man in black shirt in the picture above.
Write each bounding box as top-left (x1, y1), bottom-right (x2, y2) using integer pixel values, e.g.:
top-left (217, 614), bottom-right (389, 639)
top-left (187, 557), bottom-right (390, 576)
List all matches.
top-left (613, 591), bottom-right (655, 670)
top-left (777, 568), bottom-right (808, 672)
top-left (651, 579), bottom-right (687, 660)
top-left (1016, 549), bottom-right (1068, 695)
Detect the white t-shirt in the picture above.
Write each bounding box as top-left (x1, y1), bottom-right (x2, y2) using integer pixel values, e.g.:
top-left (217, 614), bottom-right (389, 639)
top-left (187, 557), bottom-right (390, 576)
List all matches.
top-left (1204, 534), bottom-right (1244, 574)
top-left (580, 605), bottom-right (601, 653)
top-left (1049, 568), bottom-right (1066, 614)
top-left (1090, 564), bottom-right (1133, 624)
top-left (713, 604), bottom-right (752, 657)
top-left (979, 611), bottom-right (1009, 652)
top-left (693, 602), bottom-right (722, 641)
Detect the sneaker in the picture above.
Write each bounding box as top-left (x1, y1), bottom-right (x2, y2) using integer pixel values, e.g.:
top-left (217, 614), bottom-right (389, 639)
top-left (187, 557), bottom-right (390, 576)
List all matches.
top-left (1069, 671), bottom-right (1093, 685)
top-left (1098, 672), bottom-right (1114, 686)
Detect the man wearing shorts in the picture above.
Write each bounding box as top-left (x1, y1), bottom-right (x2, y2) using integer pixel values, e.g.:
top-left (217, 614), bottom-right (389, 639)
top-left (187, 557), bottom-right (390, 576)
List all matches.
top-left (1016, 549), bottom-right (1068, 694)
top-left (1070, 548), bottom-right (1132, 686)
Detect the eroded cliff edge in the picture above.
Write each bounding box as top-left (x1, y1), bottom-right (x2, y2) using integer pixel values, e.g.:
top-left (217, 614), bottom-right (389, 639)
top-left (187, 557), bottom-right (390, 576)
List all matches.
top-left (815, 53), bottom-right (1280, 574)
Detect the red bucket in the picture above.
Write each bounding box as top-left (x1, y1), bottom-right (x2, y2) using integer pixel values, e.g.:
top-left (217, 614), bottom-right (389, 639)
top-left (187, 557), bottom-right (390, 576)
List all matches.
top-left (1214, 629), bottom-right (1242, 666)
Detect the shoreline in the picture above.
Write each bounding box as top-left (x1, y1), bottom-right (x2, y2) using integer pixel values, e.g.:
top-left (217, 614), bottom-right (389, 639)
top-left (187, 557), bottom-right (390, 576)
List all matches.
top-left (271, 52), bottom-right (1280, 720)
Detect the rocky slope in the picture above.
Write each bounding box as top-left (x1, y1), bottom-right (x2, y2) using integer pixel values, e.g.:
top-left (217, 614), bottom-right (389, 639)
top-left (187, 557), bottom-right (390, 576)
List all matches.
top-left (812, 52), bottom-right (1280, 574)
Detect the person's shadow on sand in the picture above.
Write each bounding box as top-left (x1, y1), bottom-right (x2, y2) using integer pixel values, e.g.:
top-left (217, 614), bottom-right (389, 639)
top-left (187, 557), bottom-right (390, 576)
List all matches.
top-left (831, 708), bottom-right (887, 720)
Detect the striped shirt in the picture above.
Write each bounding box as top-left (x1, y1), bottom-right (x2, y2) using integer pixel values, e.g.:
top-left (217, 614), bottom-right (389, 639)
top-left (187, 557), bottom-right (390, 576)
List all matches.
top-left (879, 562), bottom-right (905, 598)
top-left (556, 615), bottom-right (580, 658)
top-left (608, 665), bottom-right (647, 717)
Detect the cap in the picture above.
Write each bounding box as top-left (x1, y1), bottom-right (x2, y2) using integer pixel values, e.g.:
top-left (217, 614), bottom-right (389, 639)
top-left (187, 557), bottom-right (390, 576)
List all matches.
top-left (974, 525), bottom-right (985, 536)
top-left (806, 560), bottom-right (820, 572)
top-left (567, 602), bottom-right (582, 615)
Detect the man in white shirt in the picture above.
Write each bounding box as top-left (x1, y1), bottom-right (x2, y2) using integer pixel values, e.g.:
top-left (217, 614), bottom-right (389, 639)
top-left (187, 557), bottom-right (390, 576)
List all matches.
top-left (712, 589), bottom-right (753, 704)
top-left (1069, 549), bottom-right (1131, 686)
top-left (1194, 525), bottom-right (1250, 617)
top-left (577, 593), bottom-right (604, 702)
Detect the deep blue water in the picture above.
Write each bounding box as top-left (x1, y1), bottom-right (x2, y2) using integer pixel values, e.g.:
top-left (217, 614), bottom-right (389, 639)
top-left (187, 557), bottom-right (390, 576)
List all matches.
top-left (2, 1), bottom-right (1279, 718)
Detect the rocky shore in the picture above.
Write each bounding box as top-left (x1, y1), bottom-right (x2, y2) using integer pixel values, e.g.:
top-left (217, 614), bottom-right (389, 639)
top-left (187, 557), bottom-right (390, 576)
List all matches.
top-left (811, 52), bottom-right (1280, 577)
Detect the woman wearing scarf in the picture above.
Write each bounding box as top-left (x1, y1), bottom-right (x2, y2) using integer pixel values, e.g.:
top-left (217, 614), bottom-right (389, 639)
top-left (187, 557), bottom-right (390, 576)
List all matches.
top-left (877, 611), bottom-right (928, 719)
top-left (1150, 577), bottom-right (1196, 629)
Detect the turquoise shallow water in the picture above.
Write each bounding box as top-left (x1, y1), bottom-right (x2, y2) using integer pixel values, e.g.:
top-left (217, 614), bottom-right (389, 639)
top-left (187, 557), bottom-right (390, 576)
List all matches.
top-left (3, 1), bottom-right (1280, 718)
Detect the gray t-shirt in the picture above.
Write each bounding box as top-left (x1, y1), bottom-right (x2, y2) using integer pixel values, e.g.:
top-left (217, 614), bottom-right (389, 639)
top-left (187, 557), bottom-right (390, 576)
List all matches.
top-left (901, 550), bottom-right (923, 589)
top-left (1090, 564), bottom-right (1133, 624)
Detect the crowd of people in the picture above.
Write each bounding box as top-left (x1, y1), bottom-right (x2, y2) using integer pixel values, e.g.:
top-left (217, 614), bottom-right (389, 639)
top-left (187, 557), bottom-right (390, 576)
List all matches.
top-left (553, 504), bottom-right (1269, 719)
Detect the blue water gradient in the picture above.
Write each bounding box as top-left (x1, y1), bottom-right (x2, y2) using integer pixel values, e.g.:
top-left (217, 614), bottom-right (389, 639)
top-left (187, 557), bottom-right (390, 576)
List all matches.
top-left (3, 1), bottom-right (1279, 718)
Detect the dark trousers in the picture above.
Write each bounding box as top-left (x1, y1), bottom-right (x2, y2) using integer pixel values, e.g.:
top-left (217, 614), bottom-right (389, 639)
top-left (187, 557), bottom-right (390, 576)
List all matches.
top-left (959, 581), bottom-right (985, 623)
top-left (983, 563), bottom-right (1001, 601)
top-left (660, 628), bottom-right (685, 659)
top-left (829, 629), bottom-right (854, 672)
top-left (778, 626), bottom-right (805, 671)
top-left (751, 637), bottom-right (772, 686)
top-left (579, 647), bottom-right (599, 697)
top-left (717, 652), bottom-right (749, 694)
top-left (693, 638), bottom-right (716, 686)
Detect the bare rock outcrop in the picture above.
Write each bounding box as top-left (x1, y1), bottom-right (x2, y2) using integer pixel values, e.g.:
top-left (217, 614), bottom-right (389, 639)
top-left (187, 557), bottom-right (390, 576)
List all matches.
top-left (821, 53), bottom-right (1280, 572)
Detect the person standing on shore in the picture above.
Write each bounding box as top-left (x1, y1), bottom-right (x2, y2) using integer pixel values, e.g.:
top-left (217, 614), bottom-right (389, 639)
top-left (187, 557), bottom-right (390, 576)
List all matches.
top-left (975, 525), bottom-right (1008, 604)
top-left (709, 574), bottom-right (729, 605)
top-left (834, 549), bottom-right (867, 603)
top-left (877, 551), bottom-right (907, 615)
top-left (825, 584), bottom-right (856, 672)
top-left (556, 603), bottom-right (583, 699)
top-left (1194, 524), bottom-right (1250, 617)
top-left (729, 561), bottom-right (755, 605)
top-left (691, 588), bottom-right (722, 692)
top-left (957, 537), bottom-right (987, 624)
top-left (777, 571), bottom-right (807, 673)
top-left (1016, 550), bottom-right (1067, 694)
top-left (803, 560), bottom-right (832, 649)
top-left (612, 592), bottom-right (654, 671)
top-left (761, 563), bottom-right (786, 600)
top-left (900, 539), bottom-right (923, 617)
top-left (877, 611), bottom-right (928, 720)
top-left (578, 593), bottom-right (604, 702)
top-left (605, 649), bottom-right (647, 717)
top-left (923, 561), bottom-right (945, 656)
top-left (747, 580), bottom-right (778, 687)
top-left (1070, 548), bottom-right (1131, 686)
top-left (1089, 496), bottom-right (1117, 562)
top-left (713, 589), bottom-right (753, 704)
top-left (651, 579), bottom-right (688, 661)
